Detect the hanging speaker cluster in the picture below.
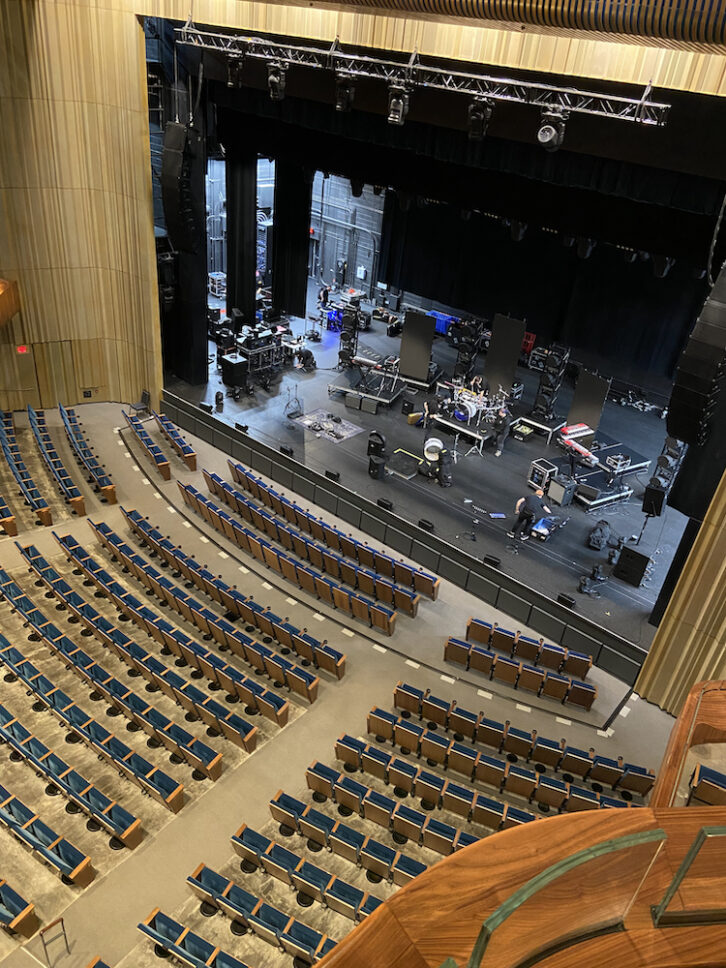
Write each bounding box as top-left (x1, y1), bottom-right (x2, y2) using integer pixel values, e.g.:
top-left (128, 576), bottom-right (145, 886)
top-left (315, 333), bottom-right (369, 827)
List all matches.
top-left (643, 435), bottom-right (687, 516)
top-left (453, 319), bottom-right (483, 380)
top-left (667, 268), bottom-right (726, 446)
top-left (531, 344), bottom-right (570, 421)
top-left (161, 122), bottom-right (204, 254)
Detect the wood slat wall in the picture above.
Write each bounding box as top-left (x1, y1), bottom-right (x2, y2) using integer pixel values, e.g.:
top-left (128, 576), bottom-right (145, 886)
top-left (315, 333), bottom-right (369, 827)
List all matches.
top-left (0, 0), bottom-right (163, 410)
top-left (635, 470), bottom-right (726, 716)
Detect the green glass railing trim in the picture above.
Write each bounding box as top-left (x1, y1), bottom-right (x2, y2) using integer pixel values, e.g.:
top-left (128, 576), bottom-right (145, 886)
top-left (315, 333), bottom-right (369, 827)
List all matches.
top-left (652, 825), bottom-right (726, 926)
top-left (439, 827), bottom-right (667, 968)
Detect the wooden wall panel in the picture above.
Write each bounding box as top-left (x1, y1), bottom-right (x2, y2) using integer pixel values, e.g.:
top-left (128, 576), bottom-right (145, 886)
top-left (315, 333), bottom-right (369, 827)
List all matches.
top-left (0, 0), bottom-right (163, 409)
top-left (636, 470), bottom-right (726, 715)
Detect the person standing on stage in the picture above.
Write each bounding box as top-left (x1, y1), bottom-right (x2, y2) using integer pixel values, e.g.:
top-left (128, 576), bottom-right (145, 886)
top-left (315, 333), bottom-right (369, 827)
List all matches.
top-left (422, 393), bottom-right (442, 429)
top-left (318, 284), bottom-right (331, 309)
top-left (493, 406), bottom-right (511, 457)
top-left (508, 488), bottom-right (551, 541)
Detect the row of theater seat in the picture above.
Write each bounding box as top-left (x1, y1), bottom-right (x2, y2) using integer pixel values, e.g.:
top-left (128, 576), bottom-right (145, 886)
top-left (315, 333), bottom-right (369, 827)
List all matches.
top-left (445, 637), bottom-right (597, 711)
top-left (267, 789), bottom-right (428, 885)
top-left (0, 781), bottom-right (95, 887)
top-left (231, 822), bottom-right (382, 920)
top-left (123, 508), bottom-right (346, 679)
top-left (228, 459), bottom-right (440, 600)
top-left (390, 683), bottom-right (655, 795)
top-left (466, 618), bottom-right (593, 678)
top-left (305, 760), bottom-right (500, 851)
top-left (28, 538), bottom-right (265, 745)
top-left (153, 411), bottom-right (197, 470)
top-left (349, 726), bottom-right (632, 814)
top-left (88, 519), bottom-right (321, 705)
top-left (185, 867), bottom-right (337, 962)
top-left (0, 700), bottom-right (141, 848)
top-left (59, 404), bottom-right (116, 503)
top-left (0, 490), bottom-right (16, 536)
top-left (0, 565), bottom-right (223, 781)
top-left (0, 878), bottom-right (38, 938)
top-left (205, 470), bottom-right (422, 618)
top-left (27, 405), bottom-right (85, 516)
top-left (0, 411), bottom-right (52, 525)
top-left (179, 483), bottom-right (398, 636)
top-left (139, 908), bottom-right (250, 968)
top-left (123, 410), bottom-right (170, 480)
top-left (0, 637), bottom-right (184, 813)
top-left (689, 764), bottom-right (726, 806)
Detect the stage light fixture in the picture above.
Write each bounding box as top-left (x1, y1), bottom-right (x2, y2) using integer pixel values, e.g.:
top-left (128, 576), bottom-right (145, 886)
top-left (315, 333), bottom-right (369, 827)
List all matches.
top-left (267, 62), bottom-right (286, 101)
top-left (652, 255), bottom-right (675, 278)
top-left (576, 237), bottom-right (596, 259)
top-left (537, 110), bottom-right (567, 151)
top-left (387, 85), bottom-right (409, 126)
top-left (373, 185), bottom-right (384, 195)
top-left (226, 55), bottom-right (244, 88)
top-left (467, 98), bottom-right (493, 140)
top-left (335, 75), bottom-right (355, 112)
top-left (350, 179), bottom-right (364, 197)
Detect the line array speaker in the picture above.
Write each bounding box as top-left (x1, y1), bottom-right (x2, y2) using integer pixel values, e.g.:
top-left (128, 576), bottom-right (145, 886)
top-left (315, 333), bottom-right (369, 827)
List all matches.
top-left (667, 268), bottom-right (726, 445)
top-left (531, 344), bottom-right (570, 422)
top-left (161, 121), bottom-right (204, 254)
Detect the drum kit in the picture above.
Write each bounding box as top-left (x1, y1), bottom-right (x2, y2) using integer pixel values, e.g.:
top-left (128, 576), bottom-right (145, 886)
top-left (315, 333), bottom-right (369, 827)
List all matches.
top-left (438, 380), bottom-right (510, 426)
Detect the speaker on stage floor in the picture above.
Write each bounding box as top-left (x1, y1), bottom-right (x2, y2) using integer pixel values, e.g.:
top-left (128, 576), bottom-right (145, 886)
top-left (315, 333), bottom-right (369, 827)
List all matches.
top-left (642, 484), bottom-right (666, 516)
top-left (368, 456), bottom-right (386, 480)
top-left (557, 593), bottom-right (576, 608)
top-left (612, 547), bottom-right (651, 587)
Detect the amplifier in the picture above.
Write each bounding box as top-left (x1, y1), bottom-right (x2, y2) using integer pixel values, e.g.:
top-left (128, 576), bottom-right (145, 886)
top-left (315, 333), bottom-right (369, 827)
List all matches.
top-left (548, 476), bottom-right (577, 507)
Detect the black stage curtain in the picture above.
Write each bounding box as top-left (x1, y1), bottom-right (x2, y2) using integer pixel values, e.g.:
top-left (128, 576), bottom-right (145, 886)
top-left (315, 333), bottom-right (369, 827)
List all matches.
top-left (379, 194), bottom-right (709, 377)
top-left (226, 142), bottom-right (257, 325)
top-left (271, 159), bottom-right (313, 317)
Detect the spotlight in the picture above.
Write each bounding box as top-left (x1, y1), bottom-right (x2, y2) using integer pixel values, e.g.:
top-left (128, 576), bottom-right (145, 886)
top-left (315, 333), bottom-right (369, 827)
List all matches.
top-left (576, 237), bottom-right (596, 259)
top-left (335, 75), bottom-right (355, 112)
top-left (226, 55), bottom-right (244, 89)
top-left (350, 179), bottom-right (364, 198)
top-left (652, 255), bottom-right (675, 278)
top-left (387, 86), bottom-right (409, 126)
top-left (267, 62), bottom-right (286, 101)
top-left (467, 98), bottom-right (493, 141)
top-left (537, 110), bottom-right (567, 151)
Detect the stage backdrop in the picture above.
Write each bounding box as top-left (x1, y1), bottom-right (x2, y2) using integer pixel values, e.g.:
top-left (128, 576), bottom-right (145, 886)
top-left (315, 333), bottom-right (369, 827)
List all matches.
top-left (379, 194), bottom-right (709, 378)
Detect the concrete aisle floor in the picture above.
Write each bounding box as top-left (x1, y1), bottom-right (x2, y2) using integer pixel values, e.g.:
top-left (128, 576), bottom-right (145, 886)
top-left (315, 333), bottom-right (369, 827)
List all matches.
top-left (0, 403), bottom-right (675, 968)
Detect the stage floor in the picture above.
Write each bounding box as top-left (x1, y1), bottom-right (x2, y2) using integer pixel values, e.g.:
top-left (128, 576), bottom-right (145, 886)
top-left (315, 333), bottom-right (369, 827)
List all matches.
top-left (168, 285), bottom-right (687, 648)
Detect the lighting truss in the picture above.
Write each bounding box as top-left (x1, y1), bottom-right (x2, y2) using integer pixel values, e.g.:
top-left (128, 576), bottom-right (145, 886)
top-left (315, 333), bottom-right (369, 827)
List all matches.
top-left (176, 23), bottom-right (671, 127)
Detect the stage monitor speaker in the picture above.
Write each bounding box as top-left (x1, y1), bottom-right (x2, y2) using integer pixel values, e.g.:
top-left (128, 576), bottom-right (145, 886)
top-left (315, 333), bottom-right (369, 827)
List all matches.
top-left (325, 470), bottom-right (340, 483)
top-left (368, 456), bottom-right (386, 480)
top-left (161, 121), bottom-right (203, 254)
top-left (234, 422), bottom-right (249, 433)
top-left (483, 555), bottom-right (501, 568)
top-left (199, 402), bottom-right (213, 413)
top-left (418, 519), bottom-right (434, 531)
top-left (377, 498), bottom-right (393, 511)
top-left (557, 593), bottom-right (576, 608)
top-left (344, 393), bottom-right (362, 410)
top-left (613, 547), bottom-right (651, 587)
top-left (401, 399), bottom-right (414, 415)
top-left (280, 445), bottom-right (294, 457)
top-left (576, 483), bottom-right (600, 501)
top-left (642, 484), bottom-right (666, 516)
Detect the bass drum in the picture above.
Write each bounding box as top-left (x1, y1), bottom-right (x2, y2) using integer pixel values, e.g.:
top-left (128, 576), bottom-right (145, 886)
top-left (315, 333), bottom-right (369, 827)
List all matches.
top-left (454, 399), bottom-right (478, 421)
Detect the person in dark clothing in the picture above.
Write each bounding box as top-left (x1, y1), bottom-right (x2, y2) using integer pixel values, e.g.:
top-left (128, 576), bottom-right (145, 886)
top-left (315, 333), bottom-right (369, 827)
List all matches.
top-left (422, 393), bottom-right (442, 428)
top-left (296, 348), bottom-right (316, 372)
top-left (493, 406), bottom-right (511, 457)
top-left (318, 285), bottom-right (331, 308)
top-left (508, 488), bottom-right (551, 540)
